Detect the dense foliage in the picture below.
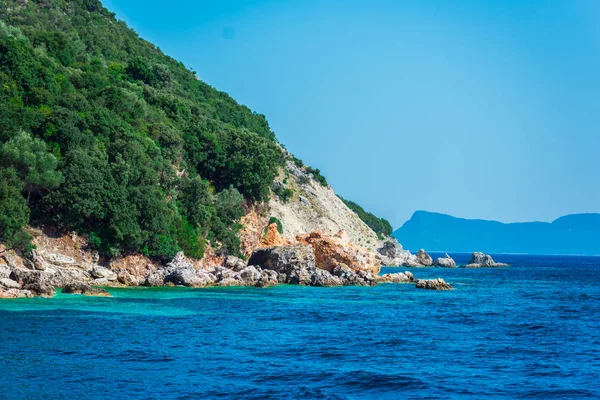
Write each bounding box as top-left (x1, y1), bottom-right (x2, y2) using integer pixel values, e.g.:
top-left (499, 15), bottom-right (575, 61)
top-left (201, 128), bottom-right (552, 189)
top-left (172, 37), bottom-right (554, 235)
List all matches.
top-left (339, 197), bottom-right (393, 238)
top-left (0, 0), bottom-right (284, 257)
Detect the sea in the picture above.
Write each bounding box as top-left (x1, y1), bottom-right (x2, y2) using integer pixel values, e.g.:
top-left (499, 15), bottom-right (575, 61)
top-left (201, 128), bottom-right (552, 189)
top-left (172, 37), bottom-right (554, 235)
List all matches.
top-left (0, 253), bottom-right (599, 399)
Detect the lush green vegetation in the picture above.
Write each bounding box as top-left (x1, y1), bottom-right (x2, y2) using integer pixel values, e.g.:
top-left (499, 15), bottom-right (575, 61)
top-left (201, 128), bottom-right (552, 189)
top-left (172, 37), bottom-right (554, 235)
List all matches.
top-left (0, 0), bottom-right (284, 257)
top-left (339, 197), bottom-right (393, 238)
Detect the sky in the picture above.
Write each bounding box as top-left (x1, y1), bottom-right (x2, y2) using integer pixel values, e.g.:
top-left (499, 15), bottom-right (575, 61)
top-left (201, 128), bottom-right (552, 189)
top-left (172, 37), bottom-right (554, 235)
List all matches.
top-left (103, 0), bottom-right (600, 228)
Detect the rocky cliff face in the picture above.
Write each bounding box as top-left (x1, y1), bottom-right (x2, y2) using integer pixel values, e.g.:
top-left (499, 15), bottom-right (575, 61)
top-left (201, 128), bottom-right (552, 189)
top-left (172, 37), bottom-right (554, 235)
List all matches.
top-left (263, 156), bottom-right (382, 251)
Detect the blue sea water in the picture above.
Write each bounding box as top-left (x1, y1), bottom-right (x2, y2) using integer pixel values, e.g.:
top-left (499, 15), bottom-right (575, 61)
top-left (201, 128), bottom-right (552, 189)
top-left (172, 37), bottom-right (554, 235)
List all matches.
top-left (1, 254), bottom-right (599, 399)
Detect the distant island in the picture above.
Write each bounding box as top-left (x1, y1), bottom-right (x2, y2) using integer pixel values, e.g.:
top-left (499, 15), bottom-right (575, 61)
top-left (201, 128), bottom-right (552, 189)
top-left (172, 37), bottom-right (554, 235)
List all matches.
top-left (394, 211), bottom-right (600, 256)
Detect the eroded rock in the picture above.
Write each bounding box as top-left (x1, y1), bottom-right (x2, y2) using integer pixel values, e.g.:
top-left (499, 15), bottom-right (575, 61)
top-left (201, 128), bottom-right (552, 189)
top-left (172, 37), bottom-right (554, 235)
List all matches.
top-left (463, 252), bottom-right (508, 268)
top-left (416, 278), bottom-right (453, 290)
top-left (0, 278), bottom-right (21, 289)
top-left (297, 231), bottom-right (380, 275)
top-left (310, 269), bottom-right (343, 287)
top-left (377, 271), bottom-right (415, 284)
top-left (433, 254), bottom-right (457, 268)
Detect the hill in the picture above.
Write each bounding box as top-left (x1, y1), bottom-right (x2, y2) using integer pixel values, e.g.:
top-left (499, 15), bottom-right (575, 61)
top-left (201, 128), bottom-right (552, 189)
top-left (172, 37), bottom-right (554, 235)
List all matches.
top-left (0, 0), bottom-right (382, 259)
top-left (393, 211), bottom-right (600, 255)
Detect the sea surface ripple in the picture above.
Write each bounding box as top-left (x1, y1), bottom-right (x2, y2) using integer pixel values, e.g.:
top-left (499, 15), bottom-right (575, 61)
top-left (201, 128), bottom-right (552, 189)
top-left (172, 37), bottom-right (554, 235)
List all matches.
top-left (1, 254), bottom-right (599, 399)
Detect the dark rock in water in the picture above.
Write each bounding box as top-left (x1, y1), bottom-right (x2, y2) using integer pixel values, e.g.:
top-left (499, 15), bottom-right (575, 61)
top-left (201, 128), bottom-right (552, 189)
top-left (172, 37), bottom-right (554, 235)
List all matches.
top-left (433, 254), bottom-right (457, 268)
top-left (415, 278), bottom-right (453, 290)
top-left (463, 252), bottom-right (508, 268)
top-left (63, 282), bottom-right (111, 297)
top-left (248, 245), bottom-right (316, 285)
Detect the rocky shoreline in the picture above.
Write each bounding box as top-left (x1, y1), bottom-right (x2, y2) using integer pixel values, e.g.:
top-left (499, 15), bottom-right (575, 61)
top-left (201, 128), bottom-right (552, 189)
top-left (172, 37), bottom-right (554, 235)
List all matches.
top-left (0, 227), bottom-right (456, 299)
top-left (1, 224), bottom-right (510, 299)
top-left (375, 239), bottom-right (508, 269)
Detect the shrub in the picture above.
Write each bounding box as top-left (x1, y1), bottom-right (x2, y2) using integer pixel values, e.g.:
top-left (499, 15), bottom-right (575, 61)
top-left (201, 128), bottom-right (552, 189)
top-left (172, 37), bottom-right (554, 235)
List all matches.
top-left (0, 167), bottom-right (33, 252)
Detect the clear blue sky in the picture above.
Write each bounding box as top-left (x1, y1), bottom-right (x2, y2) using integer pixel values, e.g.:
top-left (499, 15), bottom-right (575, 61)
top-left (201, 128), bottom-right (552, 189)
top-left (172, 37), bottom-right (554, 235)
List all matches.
top-left (103, 0), bottom-right (600, 228)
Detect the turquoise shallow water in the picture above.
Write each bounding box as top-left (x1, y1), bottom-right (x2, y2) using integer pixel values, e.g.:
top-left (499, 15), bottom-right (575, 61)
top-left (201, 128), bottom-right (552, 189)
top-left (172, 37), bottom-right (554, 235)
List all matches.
top-left (1, 253), bottom-right (599, 399)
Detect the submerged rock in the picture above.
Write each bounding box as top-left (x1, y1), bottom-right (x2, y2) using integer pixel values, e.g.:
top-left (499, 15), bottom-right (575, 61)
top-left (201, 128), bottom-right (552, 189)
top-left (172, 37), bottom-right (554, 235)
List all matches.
top-left (433, 254), bottom-right (457, 268)
top-left (463, 252), bottom-right (508, 268)
top-left (415, 278), bottom-right (453, 290)
top-left (63, 282), bottom-right (112, 297)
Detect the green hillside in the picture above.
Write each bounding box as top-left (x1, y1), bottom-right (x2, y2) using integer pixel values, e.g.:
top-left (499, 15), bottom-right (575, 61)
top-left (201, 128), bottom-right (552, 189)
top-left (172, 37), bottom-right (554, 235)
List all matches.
top-left (339, 197), bottom-right (392, 239)
top-left (0, 0), bottom-right (283, 258)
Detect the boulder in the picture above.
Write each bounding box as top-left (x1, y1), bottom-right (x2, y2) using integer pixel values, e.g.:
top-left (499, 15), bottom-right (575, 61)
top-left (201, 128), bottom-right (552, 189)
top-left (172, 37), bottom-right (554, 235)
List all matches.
top-left (223, 255), bottom-right (247, 272)
top-left (22, 250), bottom-right (46, 271)
top-left (296, 231), bottom-right (380, 275)
top-left (239, 266), bottom-right (262, 285)
top-left (0, 253), bottom-right (18, 269)
top-left (110, 254), bottom-right (159, 286)
top-left (166, 268), bottom-right (215, 287)
top-left (377, 271), bottom-right (415, 284)
top-left (212, 267), bottom-right (244, 286)
top-left (331, 264), bottom-right (377, 286)
top-left (376, 242), bottom-right (434, 268)
top-left (415, 278), bottom-right (453, 290)
top-left (332, 264), bottom-right (354, 280)
top-left (10, 268), bottom-right (55, 297)
top-left (433, 254), bottom-right (457, 268)
top-left (248, 245), bottom-right (316, 285)
top-left (0, 264), bottom-right (11, 279)
top-left (0, 289), bottom-right (33, 299)
top-left (310, 269), bottom-right (343, 287)
top-left (90, 278), bottom-right (111, 286)
top-left (91, 265), bottom-right (118, 281)
top-left (42, 253), bottom-right (76, 267)
top-left (463, 252), bottom-right (508, 268)
top-left (0, 278), bottom-right (21, 289)
top-left (377, 240), bottom-right (403, 259)
top-left (415, 249), bottom-right (433, 266)
top-left (144, 270), bottom-right (168, 287)
top-left (255, 270), bottom-right (279, 288)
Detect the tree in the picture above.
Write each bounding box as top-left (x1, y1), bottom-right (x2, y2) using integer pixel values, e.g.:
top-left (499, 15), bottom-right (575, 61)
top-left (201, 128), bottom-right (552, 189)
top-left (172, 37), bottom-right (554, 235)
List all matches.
top-left (0, 131), bottom-right (62, 203)
top-left (0, 167), bottom-right (32, 252)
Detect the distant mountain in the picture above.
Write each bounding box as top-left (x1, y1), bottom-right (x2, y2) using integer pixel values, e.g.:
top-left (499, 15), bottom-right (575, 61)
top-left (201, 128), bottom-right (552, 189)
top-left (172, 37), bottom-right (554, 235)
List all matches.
top-left (393, 211), bottom-right (600, 255)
